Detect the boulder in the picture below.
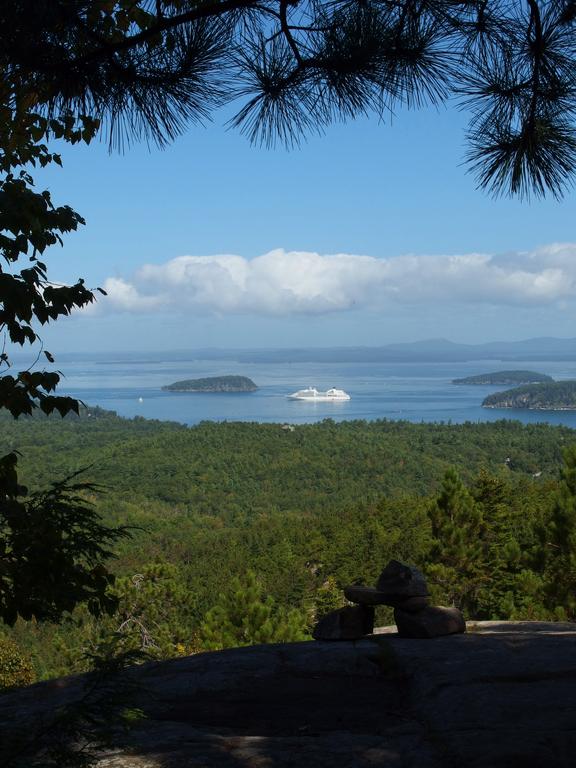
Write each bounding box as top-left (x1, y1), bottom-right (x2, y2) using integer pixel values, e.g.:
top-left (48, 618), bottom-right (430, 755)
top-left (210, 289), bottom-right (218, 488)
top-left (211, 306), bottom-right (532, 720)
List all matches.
top-left (313, 605), bottom-right (374, 641)
top-left (376, 560), bottom-right (429, 598)
top-left (343, 585), bottom-right (390, 605)
top-left (343, 586), bottom-right (431, 612)
top-left (392, 595), bottom-right (431, 613)
top-left (394, 605), bottom-right (465, 639)
top-left (344, 561), bottom-right (430, 609)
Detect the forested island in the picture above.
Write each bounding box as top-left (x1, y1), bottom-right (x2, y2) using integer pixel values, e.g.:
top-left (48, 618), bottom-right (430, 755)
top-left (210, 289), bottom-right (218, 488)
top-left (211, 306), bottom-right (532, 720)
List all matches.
top-left (453, 370), bottom-right (553, 386)
top-left (2, 409), bottom-right (576, 684)
top-left (162, 375), bottom-right (258, 392)
top-left (483, 380), bottom-right (576, 410)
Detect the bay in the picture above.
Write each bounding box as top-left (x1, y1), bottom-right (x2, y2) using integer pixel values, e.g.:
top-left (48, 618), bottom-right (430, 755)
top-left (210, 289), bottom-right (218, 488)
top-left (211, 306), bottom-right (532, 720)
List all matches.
top-left (55, 357), bottom-right (576, 427)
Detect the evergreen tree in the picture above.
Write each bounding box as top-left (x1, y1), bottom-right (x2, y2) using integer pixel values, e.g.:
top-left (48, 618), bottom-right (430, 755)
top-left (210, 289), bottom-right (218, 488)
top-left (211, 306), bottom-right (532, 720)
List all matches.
top-left (427, 468), bottom-right (486, 615)
top-left (540, 445), bottom-right (576, 619)
top-left (98, 562), bottom-right (198, 658)
top-left (312, 575), bottom-right (346, 622)
top-left (59, 562), bottom-right (199, 673)
top-left (472, 469), bottom-right (550, 619)
top-left (472, 470), bottom-right (520, 617)
top-left (200, 571), bottom-right (308, 650)
top-left (0, 454), bottom-right (127, 626)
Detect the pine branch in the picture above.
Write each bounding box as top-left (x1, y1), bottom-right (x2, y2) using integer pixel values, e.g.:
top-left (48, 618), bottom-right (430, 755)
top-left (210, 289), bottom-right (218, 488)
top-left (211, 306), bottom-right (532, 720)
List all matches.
top-left (71, 0), bottom-right (265, 67)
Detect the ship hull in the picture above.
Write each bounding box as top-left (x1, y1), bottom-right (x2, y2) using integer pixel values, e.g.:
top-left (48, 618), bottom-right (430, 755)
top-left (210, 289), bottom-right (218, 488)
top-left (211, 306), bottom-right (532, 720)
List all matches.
top-left (287, 388), bottom-right (350, 401)
top-left (289, 396), bottom-right (350, 401)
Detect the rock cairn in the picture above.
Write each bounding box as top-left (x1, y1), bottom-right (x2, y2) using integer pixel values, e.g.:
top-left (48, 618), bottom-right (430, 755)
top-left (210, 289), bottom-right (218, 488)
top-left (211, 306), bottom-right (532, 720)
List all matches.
top-left (313, 560), bottom-right (466, 640)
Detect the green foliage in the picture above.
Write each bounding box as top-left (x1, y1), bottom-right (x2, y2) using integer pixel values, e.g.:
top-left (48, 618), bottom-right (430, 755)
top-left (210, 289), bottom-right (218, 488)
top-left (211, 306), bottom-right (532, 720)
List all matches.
top-left (41, 560), bottom-right (201, 679)
top-left (0, 415), bottom-right (575, 677)
top-left (427, 468), bottom-right (486, 613)
top-left (469, 470), bottom-right (547, 619)
top-left (1, 411), bottom-right (568, 512)
top-left (0, 107), bottom-right (101, 417)
top-left (0, 635), bottom-right (34, 691)
top-left (0, 452), bottom-right (129, 626)
top-left (313, 575), bottom-right (346, 621)
top-left (200, 571), bottom-right (308, 650)
top-left (539, 445), bottom-right (576, 619)
top-left (92, 562), bottom-right (198, 662)
top-left (425, 465), bottom-right (560, 620)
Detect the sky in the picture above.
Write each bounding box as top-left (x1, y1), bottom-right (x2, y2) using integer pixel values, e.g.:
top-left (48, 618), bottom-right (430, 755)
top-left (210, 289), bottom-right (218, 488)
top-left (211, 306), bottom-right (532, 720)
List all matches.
top-left (32, 99), bottom-right (576, 353)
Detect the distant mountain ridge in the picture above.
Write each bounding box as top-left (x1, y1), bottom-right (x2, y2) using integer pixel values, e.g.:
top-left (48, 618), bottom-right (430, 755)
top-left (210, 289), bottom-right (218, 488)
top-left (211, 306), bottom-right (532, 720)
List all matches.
top-left (220, 337), bottom-right (576, 364)
top-left (29, 337), bottom-right (576, 364)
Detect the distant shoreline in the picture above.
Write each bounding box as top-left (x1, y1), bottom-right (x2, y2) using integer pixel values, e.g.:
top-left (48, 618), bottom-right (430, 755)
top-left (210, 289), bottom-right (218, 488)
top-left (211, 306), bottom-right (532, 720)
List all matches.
top-left (16, 337), bottom-right (576, 365)
top-left (484, 405), bottom-right (576, 411)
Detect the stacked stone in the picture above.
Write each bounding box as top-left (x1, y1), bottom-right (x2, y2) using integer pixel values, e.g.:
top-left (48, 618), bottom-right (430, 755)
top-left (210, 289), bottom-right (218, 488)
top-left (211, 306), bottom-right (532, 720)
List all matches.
top-left (313, 560), bottom-right (465, 640)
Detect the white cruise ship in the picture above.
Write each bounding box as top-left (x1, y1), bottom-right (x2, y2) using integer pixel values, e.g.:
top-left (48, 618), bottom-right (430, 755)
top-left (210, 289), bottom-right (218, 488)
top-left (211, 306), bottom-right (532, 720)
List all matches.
top-left (287, 387), bottom-right (351, 401)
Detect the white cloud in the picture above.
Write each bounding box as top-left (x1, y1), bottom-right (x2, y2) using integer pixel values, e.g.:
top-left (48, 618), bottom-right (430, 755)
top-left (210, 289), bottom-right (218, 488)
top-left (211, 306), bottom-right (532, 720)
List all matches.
top-left (93, 243), bottom-right (576, 316)
top-left (99, 277), bottom-right (165, 312)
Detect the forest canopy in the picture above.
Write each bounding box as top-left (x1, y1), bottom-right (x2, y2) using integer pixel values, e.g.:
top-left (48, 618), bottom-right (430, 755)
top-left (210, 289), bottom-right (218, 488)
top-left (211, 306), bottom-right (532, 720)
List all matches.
top-left (1, 413), bottom-right (576, 681)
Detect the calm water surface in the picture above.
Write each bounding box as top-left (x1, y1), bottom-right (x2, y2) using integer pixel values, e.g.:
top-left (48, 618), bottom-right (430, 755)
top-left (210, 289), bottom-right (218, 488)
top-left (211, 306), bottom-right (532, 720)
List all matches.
top-left (56, 358), bottom-right (576, 428)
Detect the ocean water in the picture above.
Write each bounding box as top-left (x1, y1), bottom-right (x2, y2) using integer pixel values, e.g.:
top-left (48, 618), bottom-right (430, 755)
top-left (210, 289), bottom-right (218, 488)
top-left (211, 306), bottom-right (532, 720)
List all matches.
top-left (55, 357), bottom-right (576, 428)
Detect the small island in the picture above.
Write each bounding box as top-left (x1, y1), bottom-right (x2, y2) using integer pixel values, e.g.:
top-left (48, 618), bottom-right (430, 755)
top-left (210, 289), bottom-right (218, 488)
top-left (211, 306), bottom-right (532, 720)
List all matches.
top-left (453, 370), bottom-right (553, 386)
top-left (482, 380), bottom-right (576, 410)
top-left (162, 375), bottom-right (258, 393)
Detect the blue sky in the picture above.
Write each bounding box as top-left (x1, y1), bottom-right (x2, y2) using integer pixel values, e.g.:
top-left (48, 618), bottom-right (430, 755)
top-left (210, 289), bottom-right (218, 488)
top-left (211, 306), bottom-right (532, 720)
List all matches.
top-left (34, 101), bottom-right (576, 352)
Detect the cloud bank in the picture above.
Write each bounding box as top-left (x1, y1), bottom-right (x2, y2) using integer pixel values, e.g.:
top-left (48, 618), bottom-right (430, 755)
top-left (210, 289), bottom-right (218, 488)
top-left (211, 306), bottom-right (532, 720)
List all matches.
top-left (96, 244), bottom-right (576, 316)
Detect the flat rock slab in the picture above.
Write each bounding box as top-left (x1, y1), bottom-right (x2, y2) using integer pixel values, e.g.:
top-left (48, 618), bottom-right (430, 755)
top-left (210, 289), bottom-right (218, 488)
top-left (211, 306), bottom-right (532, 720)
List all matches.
top-left (2, 622), bottom-right (576, 767)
